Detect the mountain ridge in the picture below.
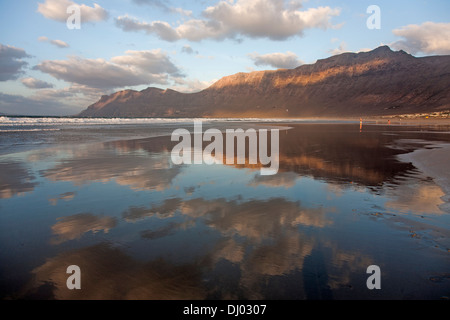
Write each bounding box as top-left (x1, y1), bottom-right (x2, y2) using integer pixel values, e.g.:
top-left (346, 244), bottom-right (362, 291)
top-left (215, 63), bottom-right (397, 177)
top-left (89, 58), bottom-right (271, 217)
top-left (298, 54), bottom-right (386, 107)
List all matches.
top-left (78, 46), bottom-right (450, 118)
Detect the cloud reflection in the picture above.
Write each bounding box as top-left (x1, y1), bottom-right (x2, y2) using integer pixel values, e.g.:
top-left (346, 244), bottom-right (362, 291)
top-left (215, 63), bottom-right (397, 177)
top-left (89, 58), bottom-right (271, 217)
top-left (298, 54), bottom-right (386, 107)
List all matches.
top-left (121, 197), bottom-right (334, 299)
top-left (51, 213), bottom-right (118, 244)
top-left (40, 143), bottom-right (180, 191)
top-left (123, 197), bottom-right (333, 235)
top-left (386, 181), bottom-right (446, 215)
top-left (0, 162), bottom-right (37, 199)
top-left (23, 243), bottom-right (205, 300)
top-left (49, 192), bottom-right (76, 206)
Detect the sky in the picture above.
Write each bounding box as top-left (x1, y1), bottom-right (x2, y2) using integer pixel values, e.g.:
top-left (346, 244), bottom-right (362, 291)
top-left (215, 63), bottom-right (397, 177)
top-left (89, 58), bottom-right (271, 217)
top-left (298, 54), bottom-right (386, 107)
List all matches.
top-left (0, 0), bottom-right (449, 116)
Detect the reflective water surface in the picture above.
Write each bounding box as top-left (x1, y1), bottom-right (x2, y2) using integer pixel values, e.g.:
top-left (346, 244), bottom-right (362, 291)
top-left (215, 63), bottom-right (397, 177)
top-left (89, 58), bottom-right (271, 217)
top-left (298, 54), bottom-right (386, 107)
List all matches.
top-left (0, 122), bottom-right (449, 300)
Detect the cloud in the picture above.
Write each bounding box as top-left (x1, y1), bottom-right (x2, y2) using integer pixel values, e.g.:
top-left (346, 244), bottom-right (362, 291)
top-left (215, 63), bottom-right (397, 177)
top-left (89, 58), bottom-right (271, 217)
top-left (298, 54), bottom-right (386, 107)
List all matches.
top-left (0, 92), bottom-right (75, 115)
top-left (248, 51), bottom-right (303, 69)
top-left (327, 42), bottom-right (373, 56)
top-left (132, 0), bottom-right (192, 16)
top-left (35, 49), bottom-right (184, 90)
top-left (21, 77), bottom-right (55, 89)
top-left (181, 45), bottom-right (197, 55)
top-left (115, 16), bottom-right (180, 41)
top-left (37, 0), bottom-right (108, 23)
top-left (0, 44), bottom-right (31, 81)
top-left (170, 77), bottom-right (215, 93)
top-left (171, 7), bottom-right (193, 17)
top-left (132, 0), bottom-right (168, 8)
top-left (50, 39), bottom-right (70, 48)
top-left (116, 0), bottom-right (341, 42)
top-left (38, 36), bottom-right (69, 48)
top-left (328, 41), bottom-right (348, 56)
top-left (391, 22), bottom-right (450, 55)
top-left (32, 85), bottom-right (103, 108)
top-left (0, 83), bottom-right (106, 115)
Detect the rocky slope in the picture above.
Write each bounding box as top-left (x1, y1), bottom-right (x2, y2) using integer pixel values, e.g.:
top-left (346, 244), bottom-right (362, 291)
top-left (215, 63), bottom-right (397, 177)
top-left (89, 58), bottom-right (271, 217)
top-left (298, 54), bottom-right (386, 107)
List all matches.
top-left (78, 46), bottom-right (450, 118)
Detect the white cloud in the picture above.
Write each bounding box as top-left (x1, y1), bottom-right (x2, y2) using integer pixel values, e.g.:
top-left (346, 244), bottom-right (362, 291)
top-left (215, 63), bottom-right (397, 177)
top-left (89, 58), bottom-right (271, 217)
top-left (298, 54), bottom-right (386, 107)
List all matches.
top-left (132, 0), bottom-right (192, 16)
top-left (4, 48), bottom-right (186, 115)
top-left (0, 83), bottom-right (110, 115)
top-left (171, 7), bottom-right (193, 17)
top-left (38, 36), bottom-right (69, 48)
top-left (35, 84), bottom-right (106, 109)
top-left (115, 16), bottom-right (180, 41)
top-left (391, 22), bottom-right (450, 55)
top-left (171, 77), bottom-right (216, 93)
top-left (327, 41), bottom-right (374, 56)
top-left (249, 51), bottom-right (303, 69)
top-left (0, 44), bottom-right (31, 81)
top-left (37, 0), bottom-right (108, 23)
top-left (0, 92), bottom-right (78, 116)
top-left (328, 41), bottom-right (348, 56)
top-left (116, 0), bottom-right (341, 42)
top-left (21, 77), bottom-right (54, 89)
top-left (132, 0), bottom-right (166, 7)
top-left (35, 49), bottom-right (184, 90)
top-left (357, 48), bottom-right (372, 53)
top-left (50, 39), bottom-right (70, 48)
top-left (330, 37), bottom-right (339, 43)
top-left (181, 45), bottom-right (198, 55)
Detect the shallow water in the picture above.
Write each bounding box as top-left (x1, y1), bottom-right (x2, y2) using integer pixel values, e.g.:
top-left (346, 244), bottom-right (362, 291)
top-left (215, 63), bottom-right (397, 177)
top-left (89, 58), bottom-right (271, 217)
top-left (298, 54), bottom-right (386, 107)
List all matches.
top-left (0, 121), bottom-right (449, 300)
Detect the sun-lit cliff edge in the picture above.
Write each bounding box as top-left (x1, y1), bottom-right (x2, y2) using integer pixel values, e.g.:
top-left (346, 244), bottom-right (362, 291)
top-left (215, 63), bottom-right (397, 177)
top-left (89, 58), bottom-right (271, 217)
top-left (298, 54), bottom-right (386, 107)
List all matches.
top-left (78, 46), bottom-right (450, 118)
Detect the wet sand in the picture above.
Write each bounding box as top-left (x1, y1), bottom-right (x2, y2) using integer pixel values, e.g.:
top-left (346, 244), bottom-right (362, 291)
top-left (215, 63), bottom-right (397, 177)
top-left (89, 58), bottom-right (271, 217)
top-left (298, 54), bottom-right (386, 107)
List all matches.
top-left (1, 122), bottom-right (449, 300)
top-left (398, 143), bottom-right (450, 213)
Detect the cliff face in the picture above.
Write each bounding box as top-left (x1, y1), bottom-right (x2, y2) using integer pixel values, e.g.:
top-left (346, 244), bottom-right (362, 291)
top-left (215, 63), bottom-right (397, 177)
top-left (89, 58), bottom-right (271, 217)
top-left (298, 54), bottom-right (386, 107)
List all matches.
top-left (78, 46), bottom-right (450, 118)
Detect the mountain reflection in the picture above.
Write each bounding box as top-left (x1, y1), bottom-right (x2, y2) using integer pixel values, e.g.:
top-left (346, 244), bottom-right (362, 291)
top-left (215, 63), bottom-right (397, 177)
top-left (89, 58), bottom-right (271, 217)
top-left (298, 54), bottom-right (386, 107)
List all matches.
top-left (37, 123), bottom-right (449, 192)
top-left (277, 125), bottom-right (416, 186)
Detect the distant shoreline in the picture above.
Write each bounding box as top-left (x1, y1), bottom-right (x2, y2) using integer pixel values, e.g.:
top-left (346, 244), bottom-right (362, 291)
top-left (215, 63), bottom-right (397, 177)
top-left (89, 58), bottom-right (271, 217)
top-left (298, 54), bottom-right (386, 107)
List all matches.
top-left (2, 114), bottom-right (450, 127)
top-left (353, 117), bottom-right (450, 126)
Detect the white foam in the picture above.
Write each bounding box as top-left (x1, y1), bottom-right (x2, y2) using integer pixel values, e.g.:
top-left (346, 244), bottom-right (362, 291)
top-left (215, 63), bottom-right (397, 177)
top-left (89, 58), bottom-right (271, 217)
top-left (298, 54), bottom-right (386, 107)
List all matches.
top-left (0, 116), bottom-right (349, 127)
top-left (0, 116), bottom-right (195, 126)
top-left (0, 128), bottom-right (61, 132)
top-left (0, 116), bottom-right (301, 126)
